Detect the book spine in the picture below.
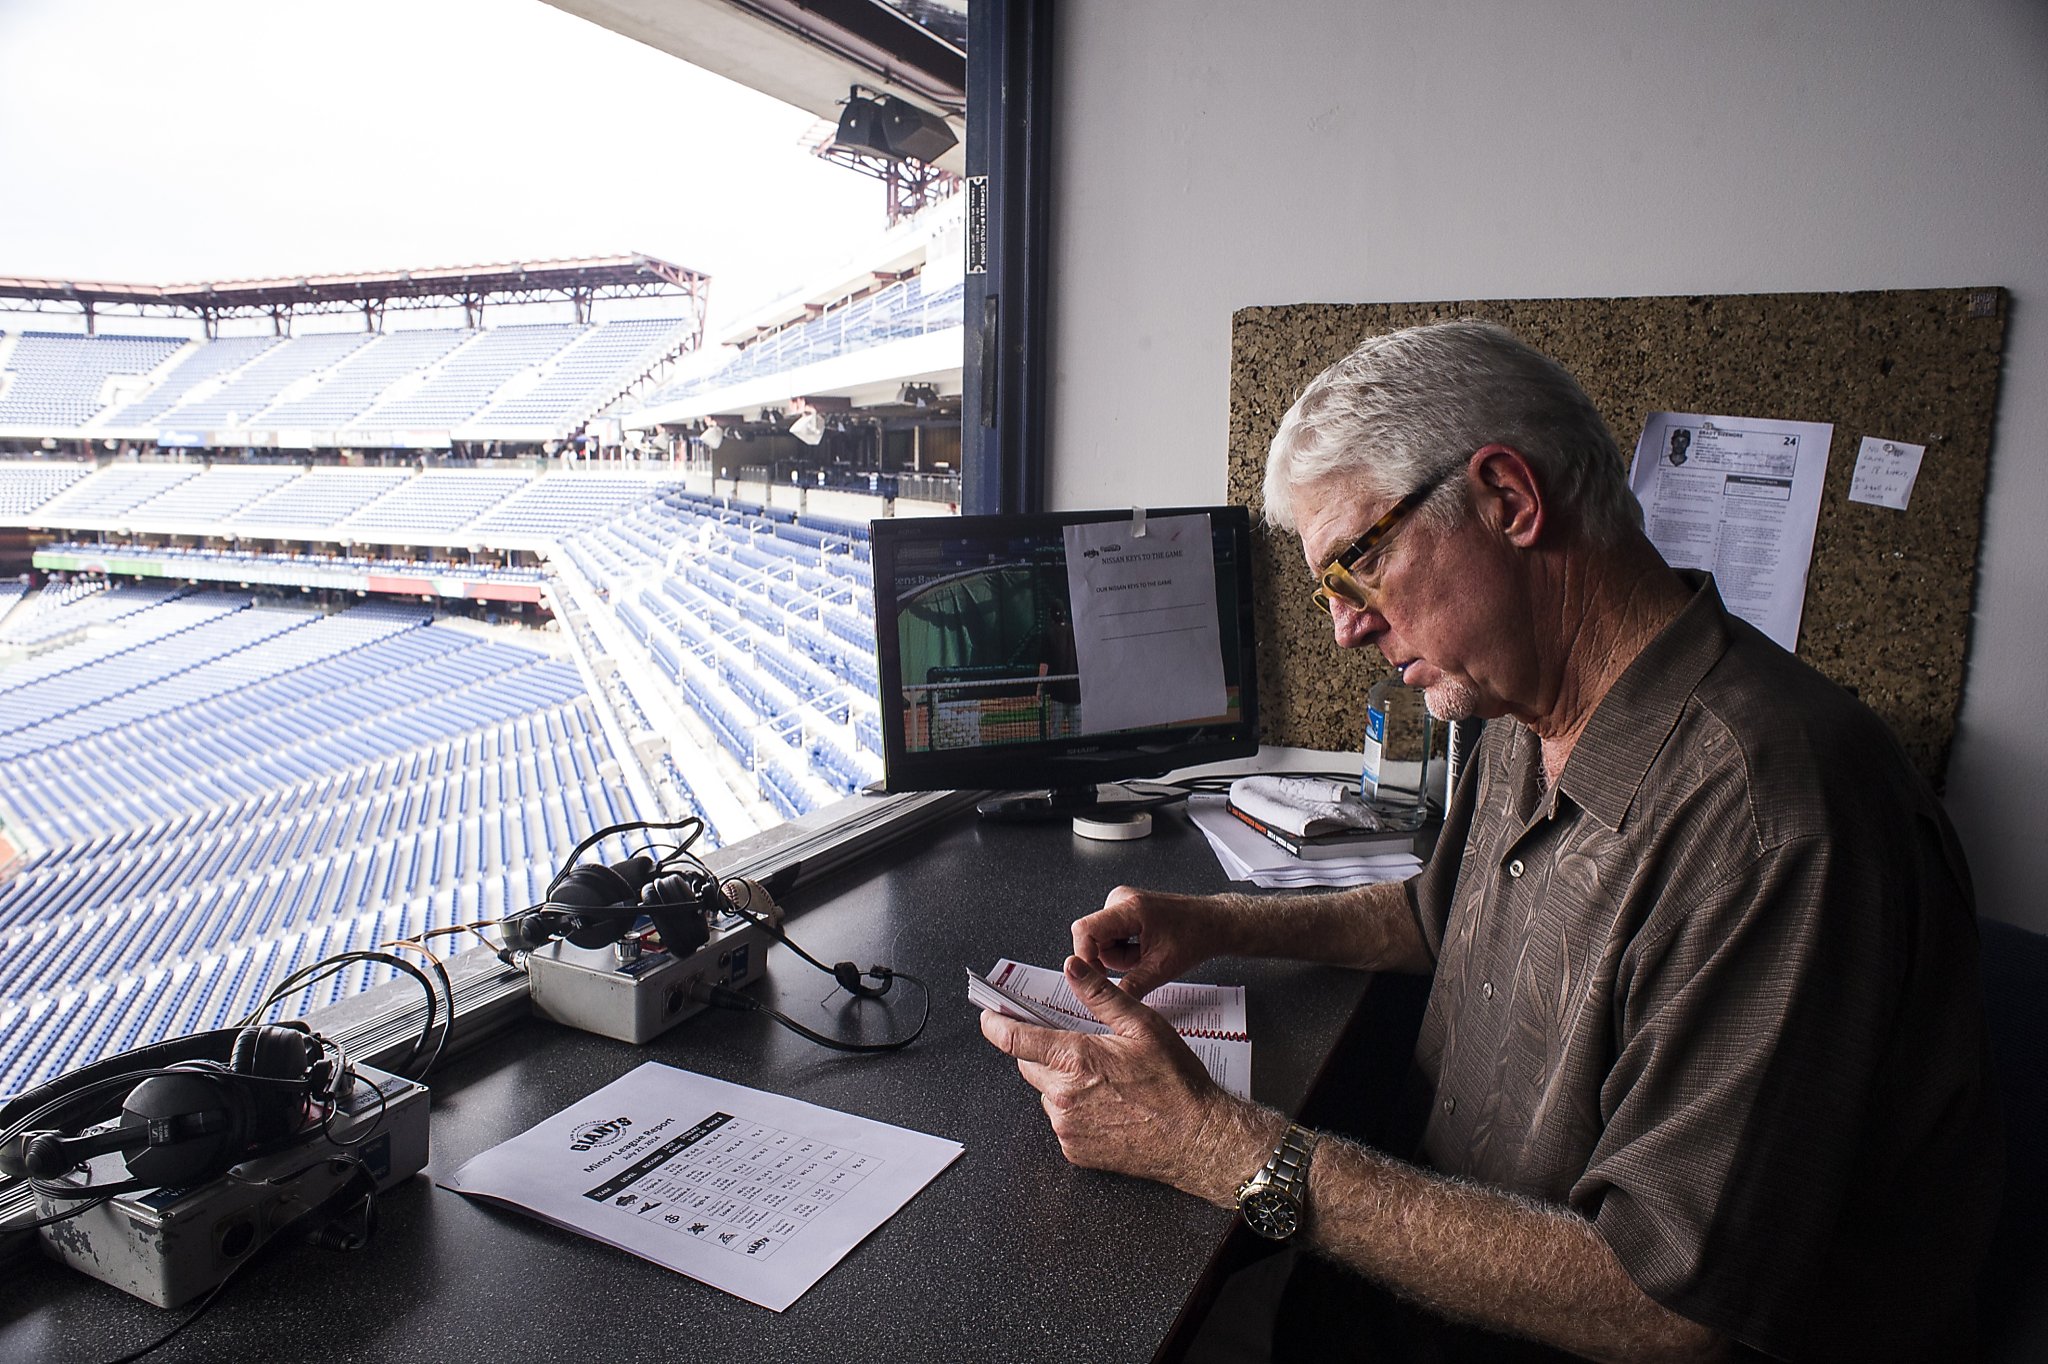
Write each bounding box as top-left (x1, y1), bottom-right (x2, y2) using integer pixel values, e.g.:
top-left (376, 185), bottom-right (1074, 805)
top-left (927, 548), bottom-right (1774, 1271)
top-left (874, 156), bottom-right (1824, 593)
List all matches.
top-left (1179, 1029), bottom-right (1252, 1042)
top-left (1226, 802), bottom-right (1310, 858)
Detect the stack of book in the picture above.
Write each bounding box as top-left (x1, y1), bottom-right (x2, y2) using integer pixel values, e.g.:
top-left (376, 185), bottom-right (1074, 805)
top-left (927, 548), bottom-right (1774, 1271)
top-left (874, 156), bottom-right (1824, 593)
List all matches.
top-left (1225, 776), bottom-right (1418, 861)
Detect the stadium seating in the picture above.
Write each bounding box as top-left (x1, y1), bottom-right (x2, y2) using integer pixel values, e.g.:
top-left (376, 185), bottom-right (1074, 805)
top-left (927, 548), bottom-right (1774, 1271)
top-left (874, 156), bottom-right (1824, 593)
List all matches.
top-left (3, 317), bottom-right (698, 443)
top-left (643, 275), bottom-right (962, 408)
top-left (343, 469), bottom-right (530, 537)
top-left (102, 336), bottom-right (278, 427)
top-left (123, 464), bottom-right (304, 528)
top-left (0, 461), bottom-right (91, 515)
top-left (31, 462), bottom-right (200, 522)
top-left (0, 579), bottom-right (199, 651)
top-left (0, 332), bottom-right (186, 429)
top-left (0, 464), bottom-right (892, 1096)
top-left (475, 318), bottom-right (687, 428)
top-left (471, 474), bottom-right (681, 538)
top-left (360, 323), bottom-right (584, 428)
top-left (0, 594), bottom-right (641, 1094)
top-left (154, 331), bottom-right (373, 430)
top-left (257, 328), bottom-right (469, 428)
top-left (230, 467), bottom-right (412, 529)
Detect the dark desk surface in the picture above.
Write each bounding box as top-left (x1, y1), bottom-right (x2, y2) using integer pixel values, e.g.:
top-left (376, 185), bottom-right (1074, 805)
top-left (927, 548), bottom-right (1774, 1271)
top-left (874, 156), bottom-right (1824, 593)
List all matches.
top-left (2, 805), bottom-right (1380, 1364)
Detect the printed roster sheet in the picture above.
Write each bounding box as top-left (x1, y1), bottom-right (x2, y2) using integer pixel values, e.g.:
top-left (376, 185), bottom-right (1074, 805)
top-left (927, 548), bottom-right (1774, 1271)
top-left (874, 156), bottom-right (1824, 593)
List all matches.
top-left (441, 1062), bottom-right (964, 1311)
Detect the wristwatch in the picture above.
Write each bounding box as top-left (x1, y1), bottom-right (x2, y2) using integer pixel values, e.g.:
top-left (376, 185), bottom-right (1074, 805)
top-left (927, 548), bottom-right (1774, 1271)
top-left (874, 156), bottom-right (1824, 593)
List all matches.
top-left (1236, 1123), bottom-right (1318, 1240)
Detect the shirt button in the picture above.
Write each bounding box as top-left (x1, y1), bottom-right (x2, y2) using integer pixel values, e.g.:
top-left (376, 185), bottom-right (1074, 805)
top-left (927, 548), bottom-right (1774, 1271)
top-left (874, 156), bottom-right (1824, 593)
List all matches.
top-left (1442, 1096), bottom-right (1457, 1115)
top-left (1481, 981), bottom-right (1494, 1001)
top-left (1507, 858), bottom-right (1525, 878)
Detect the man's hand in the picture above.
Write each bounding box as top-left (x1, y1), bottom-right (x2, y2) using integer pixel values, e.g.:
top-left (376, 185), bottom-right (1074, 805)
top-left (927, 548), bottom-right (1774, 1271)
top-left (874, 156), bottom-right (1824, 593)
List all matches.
top-left (1071, 886), bottom-right (1238, 999)
top-left (978, 955), bottom-right (1276, 1196)
top-left (1073, 880), bottom-right (1434, 992)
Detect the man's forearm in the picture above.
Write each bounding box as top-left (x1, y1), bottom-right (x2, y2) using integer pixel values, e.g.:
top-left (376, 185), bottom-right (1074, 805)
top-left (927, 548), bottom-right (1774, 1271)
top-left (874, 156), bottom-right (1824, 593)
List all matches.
top-left (1178, 1106), bottom-right (1723, 1364)
top-left (1301, 1139), bottom-right (1725, 1363)
top-left (1211, 879), bottom-right (1432, 974)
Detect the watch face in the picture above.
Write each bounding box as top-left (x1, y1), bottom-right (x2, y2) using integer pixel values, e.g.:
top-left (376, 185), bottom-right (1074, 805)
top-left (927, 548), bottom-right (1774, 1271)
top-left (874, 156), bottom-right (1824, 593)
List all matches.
top-left (1240, 1186), bottom-right (1300, 1240)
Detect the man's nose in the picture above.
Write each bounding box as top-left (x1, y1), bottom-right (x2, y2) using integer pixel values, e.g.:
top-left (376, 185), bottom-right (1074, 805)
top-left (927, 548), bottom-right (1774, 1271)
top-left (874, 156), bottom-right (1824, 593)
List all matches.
top-left (1327, 597), bottom-right (1377, 649)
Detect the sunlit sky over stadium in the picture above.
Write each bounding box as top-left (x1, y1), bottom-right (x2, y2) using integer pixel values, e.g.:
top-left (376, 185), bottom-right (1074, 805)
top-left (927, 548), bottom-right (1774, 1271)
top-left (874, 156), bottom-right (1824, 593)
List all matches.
top-left (0, 0), bottom-right (883, 330)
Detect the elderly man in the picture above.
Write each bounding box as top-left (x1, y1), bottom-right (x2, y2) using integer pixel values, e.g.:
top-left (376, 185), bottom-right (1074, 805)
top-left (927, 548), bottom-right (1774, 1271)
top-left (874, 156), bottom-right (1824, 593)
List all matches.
top-left (979, 322), bottom-right (2000, 1362)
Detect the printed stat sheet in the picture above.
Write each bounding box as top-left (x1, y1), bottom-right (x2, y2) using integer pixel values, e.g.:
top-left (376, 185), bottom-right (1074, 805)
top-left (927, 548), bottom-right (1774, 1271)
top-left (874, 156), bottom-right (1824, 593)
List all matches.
top-left (442, 1061), bottom-right (964, 1311)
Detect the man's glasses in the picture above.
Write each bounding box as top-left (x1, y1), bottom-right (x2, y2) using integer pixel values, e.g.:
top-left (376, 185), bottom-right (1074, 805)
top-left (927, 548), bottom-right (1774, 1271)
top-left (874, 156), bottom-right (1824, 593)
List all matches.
top-left (1311, 480), bottom-right (1441, 614)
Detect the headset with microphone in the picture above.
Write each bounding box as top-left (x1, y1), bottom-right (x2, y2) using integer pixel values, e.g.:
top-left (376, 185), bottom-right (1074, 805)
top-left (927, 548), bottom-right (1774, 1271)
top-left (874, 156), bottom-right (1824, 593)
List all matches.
top-left (499, 853), bottom-right (717, 960)
top-left (0, 1020), bottom-right (344, 1201)
top-left (500, 817), bottom-right (929, 1052)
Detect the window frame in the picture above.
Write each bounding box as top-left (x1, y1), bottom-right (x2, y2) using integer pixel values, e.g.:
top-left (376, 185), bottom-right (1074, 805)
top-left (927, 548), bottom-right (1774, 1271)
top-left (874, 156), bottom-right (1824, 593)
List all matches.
top-left (961, 0), bottom-right (1054, 516)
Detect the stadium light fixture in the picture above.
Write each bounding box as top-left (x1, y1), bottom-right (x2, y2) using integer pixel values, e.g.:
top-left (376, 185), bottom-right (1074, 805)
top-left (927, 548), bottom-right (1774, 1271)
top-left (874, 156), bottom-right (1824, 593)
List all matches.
top-left (833, 86), bottom-right (958, 166)
top-left (700, 423), bottom-right (725, 450)
top-left (789, 412), bottom-right (825, 446)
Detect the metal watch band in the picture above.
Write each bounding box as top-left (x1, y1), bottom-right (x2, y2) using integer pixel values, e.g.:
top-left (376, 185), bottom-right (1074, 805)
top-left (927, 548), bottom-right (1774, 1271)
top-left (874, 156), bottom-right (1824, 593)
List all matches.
top-left (1263, 1123), bottom-right (1317, 1194)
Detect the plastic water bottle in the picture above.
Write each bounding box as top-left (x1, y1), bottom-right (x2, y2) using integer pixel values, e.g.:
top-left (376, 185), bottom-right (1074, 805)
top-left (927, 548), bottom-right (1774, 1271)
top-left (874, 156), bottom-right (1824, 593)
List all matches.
top-left (1361, 676), bottom-right (1436, 830)
top-left (1442, 716), bottom-right (1482, 811)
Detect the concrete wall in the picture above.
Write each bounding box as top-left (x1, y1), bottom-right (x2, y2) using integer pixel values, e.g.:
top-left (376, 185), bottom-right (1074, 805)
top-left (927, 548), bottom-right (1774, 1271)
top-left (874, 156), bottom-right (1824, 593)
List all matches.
top-left (1045, 0), bottom-right (2048, 932)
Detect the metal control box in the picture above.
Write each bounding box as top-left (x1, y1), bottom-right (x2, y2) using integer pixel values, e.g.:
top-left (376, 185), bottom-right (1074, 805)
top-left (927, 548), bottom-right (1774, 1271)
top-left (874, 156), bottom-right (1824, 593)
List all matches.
top-left (35, 1064), bottom-right (429, 1308)
top-left (525, 893), bottom-right (782, 1044)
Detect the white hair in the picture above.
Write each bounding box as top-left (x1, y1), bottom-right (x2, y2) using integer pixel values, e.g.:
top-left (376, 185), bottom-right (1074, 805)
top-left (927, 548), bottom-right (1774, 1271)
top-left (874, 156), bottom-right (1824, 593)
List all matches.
top-left (1262, 320), bottom-right (1643, 545)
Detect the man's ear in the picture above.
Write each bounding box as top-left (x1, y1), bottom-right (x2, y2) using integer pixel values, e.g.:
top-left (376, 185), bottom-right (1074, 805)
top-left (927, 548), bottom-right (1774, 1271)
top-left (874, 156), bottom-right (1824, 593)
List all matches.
top-left (1470, 444), bottom-right (1545, 547)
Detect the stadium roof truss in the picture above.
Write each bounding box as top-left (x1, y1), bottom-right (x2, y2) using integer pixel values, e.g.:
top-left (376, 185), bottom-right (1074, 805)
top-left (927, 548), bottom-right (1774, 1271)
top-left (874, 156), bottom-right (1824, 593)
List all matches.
top-left (0, 254), bottom-right (712, 343)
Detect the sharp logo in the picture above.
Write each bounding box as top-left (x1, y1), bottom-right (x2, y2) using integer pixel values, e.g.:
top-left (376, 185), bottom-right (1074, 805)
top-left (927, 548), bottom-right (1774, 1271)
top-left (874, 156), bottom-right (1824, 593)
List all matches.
top-left (568, 1116), bottom-right (634, 1151)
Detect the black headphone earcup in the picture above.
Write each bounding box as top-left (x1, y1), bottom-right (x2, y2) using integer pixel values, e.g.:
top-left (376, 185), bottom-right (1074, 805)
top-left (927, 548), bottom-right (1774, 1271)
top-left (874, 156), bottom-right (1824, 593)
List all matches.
top-left (552, 863), bottom-right (644, 948)
top-left (230, 1024), bottom-right (317, 1145)
top-left (121, 1072), bottom-right (249, 1190)
top-left (552, 863), bottom-right (636, 908)
top-left (642, 870), bottom-right (714, 912)
top-left (232, 1023), bottom-right (316, 1082)
top-left (642, 872), bottom-right (713, 956)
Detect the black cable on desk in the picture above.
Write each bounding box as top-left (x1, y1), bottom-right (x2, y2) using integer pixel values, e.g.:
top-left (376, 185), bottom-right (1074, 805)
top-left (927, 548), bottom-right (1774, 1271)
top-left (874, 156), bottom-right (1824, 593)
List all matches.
top-left (699, 976), bottom-right (931, 1053)
top-left (15, 1193), bottom-right (108, 1231)
top-left (90, 1159), bottom-right (378, 1364)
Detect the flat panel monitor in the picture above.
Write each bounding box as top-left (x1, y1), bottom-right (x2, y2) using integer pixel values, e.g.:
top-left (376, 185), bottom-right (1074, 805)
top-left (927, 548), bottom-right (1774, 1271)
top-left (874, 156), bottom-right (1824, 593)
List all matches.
top-left (869, 506), bottom-right (1259, 818)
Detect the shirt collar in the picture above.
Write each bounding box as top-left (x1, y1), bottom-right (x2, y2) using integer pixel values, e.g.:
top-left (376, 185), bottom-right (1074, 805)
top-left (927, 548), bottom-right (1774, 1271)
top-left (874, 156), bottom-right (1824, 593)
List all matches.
top-left (1553, 570), bottom-right (1732, 832)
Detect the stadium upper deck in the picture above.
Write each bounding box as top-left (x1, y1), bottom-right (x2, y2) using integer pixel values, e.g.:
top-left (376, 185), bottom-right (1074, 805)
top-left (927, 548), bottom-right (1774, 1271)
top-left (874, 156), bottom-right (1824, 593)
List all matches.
top-left (0, 316), bottom-right (696, 447)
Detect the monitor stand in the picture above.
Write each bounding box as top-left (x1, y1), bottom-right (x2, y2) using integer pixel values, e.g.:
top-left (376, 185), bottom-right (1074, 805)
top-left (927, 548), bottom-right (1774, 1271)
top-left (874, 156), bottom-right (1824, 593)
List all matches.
top-left (975, 784), bottom-right (1169, 825)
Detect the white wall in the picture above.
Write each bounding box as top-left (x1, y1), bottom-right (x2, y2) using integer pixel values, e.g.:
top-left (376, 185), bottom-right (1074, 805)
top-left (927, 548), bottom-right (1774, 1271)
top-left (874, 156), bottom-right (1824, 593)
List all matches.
top-left (1047, 0), bottom-right (2048, 932)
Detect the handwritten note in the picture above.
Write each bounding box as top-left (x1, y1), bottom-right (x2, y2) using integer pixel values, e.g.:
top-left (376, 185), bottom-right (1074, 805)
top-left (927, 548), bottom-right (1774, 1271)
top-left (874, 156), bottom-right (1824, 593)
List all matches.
top-left (1848, 436), bottom-right (1927, 511)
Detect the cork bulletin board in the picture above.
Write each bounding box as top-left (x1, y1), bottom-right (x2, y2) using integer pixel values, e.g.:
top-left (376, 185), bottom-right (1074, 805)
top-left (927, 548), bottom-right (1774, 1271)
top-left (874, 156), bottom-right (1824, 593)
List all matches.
top-left (1227, 289), bottom-right (2008, 788)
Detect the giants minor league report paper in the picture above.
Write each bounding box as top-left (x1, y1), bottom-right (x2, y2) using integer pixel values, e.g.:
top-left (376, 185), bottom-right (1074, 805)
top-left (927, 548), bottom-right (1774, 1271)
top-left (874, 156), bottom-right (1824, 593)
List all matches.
top-left (441, 1061), bottom-right (963, 1311)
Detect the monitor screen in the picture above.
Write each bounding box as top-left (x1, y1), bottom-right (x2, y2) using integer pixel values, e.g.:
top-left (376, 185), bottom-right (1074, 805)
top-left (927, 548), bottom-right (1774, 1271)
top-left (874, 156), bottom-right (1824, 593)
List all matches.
top-left (869, 506), bottom-right (1259, 809)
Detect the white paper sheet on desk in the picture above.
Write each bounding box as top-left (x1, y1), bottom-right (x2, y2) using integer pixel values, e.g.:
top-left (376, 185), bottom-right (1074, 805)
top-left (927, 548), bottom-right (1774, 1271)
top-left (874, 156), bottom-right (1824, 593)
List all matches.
top-left (1187, 794), bottom-right (1423, 888)
top-left (440, 1061), bottom-right (962, 1312)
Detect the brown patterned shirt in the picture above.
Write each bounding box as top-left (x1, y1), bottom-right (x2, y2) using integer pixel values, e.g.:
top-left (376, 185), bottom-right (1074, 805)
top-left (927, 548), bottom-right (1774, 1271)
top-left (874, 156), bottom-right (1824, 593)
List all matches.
top-left (1405, 574), bottom-right (2001, 1361)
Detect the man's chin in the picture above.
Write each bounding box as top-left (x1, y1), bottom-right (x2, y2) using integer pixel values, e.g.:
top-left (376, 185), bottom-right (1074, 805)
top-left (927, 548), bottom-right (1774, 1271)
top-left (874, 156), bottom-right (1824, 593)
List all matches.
top-left (1422, 677), bottom-right (1481, 722)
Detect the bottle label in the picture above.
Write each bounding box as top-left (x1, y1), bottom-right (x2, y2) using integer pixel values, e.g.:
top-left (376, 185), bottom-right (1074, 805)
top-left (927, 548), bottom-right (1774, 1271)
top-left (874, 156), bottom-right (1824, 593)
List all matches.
top-left (1361, 706), bottom-right (1388, 795)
